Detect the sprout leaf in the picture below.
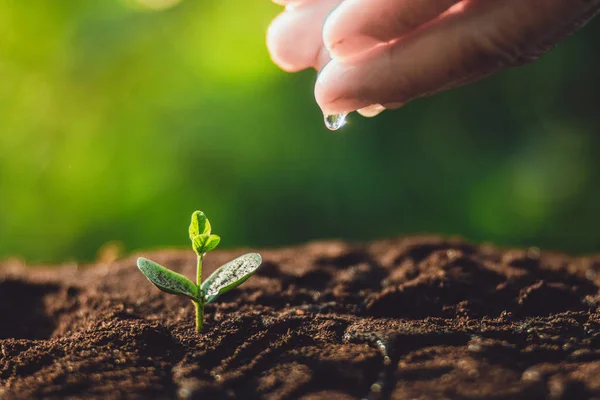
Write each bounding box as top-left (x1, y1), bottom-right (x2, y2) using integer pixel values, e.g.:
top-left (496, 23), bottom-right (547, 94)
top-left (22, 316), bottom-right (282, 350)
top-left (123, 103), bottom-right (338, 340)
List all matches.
top-left (203, 234), bottom-right (220, 253)
top-left (189, 211), bottom-right (211, 241)
top-left (201, 253), bottom-right (262, 303)
top-left (192, 234), bottom-right (220, 255)
top-left (137, 257), bottom-right (200, 302)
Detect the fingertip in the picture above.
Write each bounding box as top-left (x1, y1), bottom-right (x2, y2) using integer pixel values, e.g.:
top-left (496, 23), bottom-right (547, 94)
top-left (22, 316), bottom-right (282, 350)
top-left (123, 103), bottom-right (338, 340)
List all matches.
top-left (322, 0), bottom-right (381, 60)
top-left (267, 0), bottom-right (342, 73)
top-left (314, 60), bottom-right (342, 114)
top-left (314, 60), bottom-right (371, 114)
top-left (266, 17), bottom-right (304, 72)
top-left (315, 44), bottom-right (414, 115)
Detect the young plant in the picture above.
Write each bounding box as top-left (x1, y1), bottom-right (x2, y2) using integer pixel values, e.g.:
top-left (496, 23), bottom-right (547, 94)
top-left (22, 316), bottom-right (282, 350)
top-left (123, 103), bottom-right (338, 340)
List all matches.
top-left (136, 211), bottom-right (262, 332)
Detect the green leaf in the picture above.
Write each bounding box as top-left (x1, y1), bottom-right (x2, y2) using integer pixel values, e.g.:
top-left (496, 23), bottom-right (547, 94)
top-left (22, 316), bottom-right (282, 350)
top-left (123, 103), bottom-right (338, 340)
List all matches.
top-left (192, 234), bottom-right (221, 255)
top-left (203, 234), bottom-right (220, 253)
top-left (137, 257), bottom-right (200, 302)
top-left (192, 234), bottom-right (209, 255)
top-left (201, 253), bottom-right (262, 303)
top-left (189, 211), bottom-right (211, 241)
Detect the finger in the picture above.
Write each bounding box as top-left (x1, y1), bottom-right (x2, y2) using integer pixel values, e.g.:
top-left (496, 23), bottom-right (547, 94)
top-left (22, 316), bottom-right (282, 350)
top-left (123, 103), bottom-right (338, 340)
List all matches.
top-left (316, 0), bottom-right (596, 114)
top-left (357, 104), bottom-right (385, 117)
top-left (323, 0), bottom-right (461, 59)
top-left (267, 0), bottom-right (342, 72)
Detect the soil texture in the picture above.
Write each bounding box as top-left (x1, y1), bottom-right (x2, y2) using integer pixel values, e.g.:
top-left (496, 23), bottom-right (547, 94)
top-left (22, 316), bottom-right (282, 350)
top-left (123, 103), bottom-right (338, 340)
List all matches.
top-left (1, 236), bottom-right (600, 399)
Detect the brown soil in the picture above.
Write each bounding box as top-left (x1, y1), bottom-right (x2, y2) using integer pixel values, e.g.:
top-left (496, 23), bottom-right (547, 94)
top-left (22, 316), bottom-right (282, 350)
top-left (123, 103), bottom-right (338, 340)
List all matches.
top-left (1, 236), bottom-right (600, 400)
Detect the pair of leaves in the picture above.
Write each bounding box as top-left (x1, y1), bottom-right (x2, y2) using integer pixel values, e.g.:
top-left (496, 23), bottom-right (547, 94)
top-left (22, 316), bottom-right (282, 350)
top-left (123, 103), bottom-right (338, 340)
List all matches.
top-left (192, 234), bottom-right (220, 255)
top-left (137, 253), bottom-right (262, 304)
top-left (189, 211), bottom-right (220, 255)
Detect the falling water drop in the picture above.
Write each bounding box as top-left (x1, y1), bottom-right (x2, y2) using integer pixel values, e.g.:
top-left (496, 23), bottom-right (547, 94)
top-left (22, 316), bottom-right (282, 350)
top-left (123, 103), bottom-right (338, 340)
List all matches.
top-left (324, 113), bottom-right (347, 131)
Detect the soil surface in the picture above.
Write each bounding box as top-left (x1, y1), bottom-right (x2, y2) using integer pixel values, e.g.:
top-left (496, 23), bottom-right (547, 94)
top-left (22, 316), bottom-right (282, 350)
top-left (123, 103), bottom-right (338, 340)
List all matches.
top-left (1, 236), bottom-right (600, 400)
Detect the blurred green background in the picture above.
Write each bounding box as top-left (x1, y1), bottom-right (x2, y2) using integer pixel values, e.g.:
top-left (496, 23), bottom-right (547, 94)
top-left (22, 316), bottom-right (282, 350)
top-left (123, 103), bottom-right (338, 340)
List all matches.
top-left (1, 0), bottom-right (599, 264)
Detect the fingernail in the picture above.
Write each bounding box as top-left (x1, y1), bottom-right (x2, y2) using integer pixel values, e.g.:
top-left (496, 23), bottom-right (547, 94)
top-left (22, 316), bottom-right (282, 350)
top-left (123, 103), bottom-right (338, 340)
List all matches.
top-left (357, 104), bottom-right (385, 117)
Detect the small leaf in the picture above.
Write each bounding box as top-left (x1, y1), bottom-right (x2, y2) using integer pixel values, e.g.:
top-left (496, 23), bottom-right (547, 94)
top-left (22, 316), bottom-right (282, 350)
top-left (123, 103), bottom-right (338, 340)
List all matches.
top-left (137, 257), bottom-right (200, 301)
top-left (201, 253), bottom-right (262, 303)
top-left (192, 234), bottom-right (209, 255)
top-left (192, 234), bottom-right (221, 255)
top-left (203, 234), bottom-right (220, 253)
top-left (189, 211), bottom-right (211, 241)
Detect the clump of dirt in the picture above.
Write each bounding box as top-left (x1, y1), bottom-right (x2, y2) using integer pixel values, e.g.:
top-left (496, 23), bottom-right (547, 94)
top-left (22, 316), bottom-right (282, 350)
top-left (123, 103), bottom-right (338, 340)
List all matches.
top-left (1, 236), bottom-right (600, 399)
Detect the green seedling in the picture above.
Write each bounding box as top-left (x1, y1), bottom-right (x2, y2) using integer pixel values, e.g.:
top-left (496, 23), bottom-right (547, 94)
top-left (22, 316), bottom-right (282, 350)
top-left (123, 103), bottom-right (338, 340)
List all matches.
top-left (136, 211), bottom-right (262, 332)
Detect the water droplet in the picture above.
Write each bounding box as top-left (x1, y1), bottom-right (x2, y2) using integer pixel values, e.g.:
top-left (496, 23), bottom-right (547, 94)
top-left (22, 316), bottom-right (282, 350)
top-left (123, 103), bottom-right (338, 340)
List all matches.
top-left (324, 113), bottom-right (347, 130)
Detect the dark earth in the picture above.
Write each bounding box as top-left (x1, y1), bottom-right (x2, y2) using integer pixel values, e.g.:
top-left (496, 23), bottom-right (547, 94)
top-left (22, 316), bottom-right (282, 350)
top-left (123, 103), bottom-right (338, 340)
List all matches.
top-left (2, 236), bottom-right (600, 399)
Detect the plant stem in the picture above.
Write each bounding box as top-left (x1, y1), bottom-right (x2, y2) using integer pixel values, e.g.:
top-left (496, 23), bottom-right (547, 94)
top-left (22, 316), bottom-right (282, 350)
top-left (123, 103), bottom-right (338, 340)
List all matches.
top-left (194, 300), bottom-right (204, 332)
top-left (195, 254), bottom-right (204, 333)
top-left (197, 254), bottom-right (203, 287)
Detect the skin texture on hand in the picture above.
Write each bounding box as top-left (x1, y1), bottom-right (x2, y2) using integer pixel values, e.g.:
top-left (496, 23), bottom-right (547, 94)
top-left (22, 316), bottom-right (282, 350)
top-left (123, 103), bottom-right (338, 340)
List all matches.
top-left (267, 0), bottom-right (600, 116)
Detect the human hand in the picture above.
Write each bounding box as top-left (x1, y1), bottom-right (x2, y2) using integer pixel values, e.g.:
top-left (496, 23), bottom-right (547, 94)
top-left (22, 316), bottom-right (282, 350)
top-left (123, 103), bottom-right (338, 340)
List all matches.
top-left (267, 0), bottom-right (600, 117)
